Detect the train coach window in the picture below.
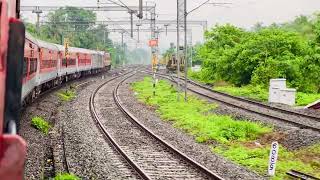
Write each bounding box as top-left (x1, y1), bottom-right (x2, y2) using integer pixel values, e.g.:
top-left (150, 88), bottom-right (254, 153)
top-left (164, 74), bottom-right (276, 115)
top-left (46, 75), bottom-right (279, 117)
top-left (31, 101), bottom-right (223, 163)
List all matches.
top-left (62, 58), bottom-right (67, 66)
top-left (29, 58), bottom-right (37, 75)
top-left (68, 58), bottom-right (76, 65)
top-left (23, 57), bottom-right (28, 77)
top-left (41, 59), bottom-right (56, 69)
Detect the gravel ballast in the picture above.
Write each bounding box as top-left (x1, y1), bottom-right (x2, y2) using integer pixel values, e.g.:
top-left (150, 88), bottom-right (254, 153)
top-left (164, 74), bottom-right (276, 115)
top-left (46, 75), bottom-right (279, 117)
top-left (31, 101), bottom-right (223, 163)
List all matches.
top-left (20, 67), bottom-right (135, 179)
top-left (54, 68), bottom-right (140, 179)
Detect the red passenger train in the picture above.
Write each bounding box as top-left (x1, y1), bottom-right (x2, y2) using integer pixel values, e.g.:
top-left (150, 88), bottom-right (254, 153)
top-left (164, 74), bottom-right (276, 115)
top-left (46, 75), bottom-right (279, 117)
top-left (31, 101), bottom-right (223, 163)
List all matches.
top-left (22, 33), bottom-right (111, 104)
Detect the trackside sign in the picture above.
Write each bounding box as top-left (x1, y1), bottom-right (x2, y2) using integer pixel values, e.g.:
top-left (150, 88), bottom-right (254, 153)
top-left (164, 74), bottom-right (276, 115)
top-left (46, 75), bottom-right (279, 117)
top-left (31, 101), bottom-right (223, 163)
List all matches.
top-left (268, 141), bottom-right (279, 176)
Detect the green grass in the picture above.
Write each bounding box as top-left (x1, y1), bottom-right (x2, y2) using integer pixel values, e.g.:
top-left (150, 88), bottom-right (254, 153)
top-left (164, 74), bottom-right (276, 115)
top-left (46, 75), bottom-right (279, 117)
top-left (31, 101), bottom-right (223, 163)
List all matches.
top-left (57, 89), bottom-right (76, 102)
top-left (214, 85), bottom-right (269, 102)
top-left (132, 77), bottom-right (320, 179)
top-left (214, 85), bottom-right (320, 106)
top-left (296, 92), bottom-right (320, 106)
top-left (31, 116), bottom-right (51, 134)
top-left (54, 173), bottom-right (80, 180)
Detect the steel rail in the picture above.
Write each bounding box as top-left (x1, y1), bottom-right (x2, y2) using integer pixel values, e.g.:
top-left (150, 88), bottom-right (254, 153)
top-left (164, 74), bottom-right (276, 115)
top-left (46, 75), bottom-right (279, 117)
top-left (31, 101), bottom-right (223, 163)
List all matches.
top-left (89, 70), bottom-right (151, 180)
top-left (286, 169), bottom-right (320, 180)
top-left (142, 71), bottom-right (320, 132)
top-left (113, 73), bottom-right (224, 179)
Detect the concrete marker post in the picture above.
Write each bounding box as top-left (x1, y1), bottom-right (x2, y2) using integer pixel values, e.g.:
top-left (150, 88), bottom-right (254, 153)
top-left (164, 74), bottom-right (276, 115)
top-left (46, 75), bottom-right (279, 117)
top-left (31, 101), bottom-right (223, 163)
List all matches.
top-left (268, 141), bottom-right (279, 177)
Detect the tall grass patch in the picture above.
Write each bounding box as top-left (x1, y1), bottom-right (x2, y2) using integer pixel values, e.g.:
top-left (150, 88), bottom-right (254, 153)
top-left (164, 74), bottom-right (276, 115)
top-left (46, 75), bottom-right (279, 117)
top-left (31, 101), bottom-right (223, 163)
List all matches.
top-left (31, 116), bottom-right (51, 134)
top-left (57, 89), bottom-right (76, 102)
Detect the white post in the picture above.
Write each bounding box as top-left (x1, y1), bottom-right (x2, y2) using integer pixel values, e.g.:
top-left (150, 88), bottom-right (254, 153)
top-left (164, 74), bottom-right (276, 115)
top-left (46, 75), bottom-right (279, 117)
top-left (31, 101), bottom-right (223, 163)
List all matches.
top-left (268, 142), bottom-right (279, 176)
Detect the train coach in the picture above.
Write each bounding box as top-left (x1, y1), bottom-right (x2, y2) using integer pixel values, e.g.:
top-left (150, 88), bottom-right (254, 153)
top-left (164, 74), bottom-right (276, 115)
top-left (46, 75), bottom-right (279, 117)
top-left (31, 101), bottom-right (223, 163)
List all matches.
top-left (22, 33), bottom-right (111, 104)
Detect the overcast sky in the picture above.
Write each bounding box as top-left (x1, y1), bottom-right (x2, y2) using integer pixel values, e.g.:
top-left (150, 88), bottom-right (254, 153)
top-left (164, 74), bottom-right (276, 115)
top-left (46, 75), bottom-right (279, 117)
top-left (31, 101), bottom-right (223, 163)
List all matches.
top-left (21, 0), bottom-right (320, 51)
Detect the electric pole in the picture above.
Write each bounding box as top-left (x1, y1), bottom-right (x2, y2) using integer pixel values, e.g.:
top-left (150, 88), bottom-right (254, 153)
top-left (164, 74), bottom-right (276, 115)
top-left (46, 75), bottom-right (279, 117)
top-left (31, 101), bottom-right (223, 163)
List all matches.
top-left (138, 0), bottom-right (143, 19)
top-left (184, 0), bottom-right (188, 101)
top-left (177, 0), bottom-right (180, 101)
top-left (136, 23), bottom-right (142, 43)
top-left (32, 6), bottom-right (42, 35)
top-left (130, 10), bottom-right (134, 38)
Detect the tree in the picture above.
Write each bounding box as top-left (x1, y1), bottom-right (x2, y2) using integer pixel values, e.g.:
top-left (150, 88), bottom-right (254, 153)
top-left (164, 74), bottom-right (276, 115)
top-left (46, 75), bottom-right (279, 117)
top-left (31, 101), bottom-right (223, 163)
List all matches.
top-left (195, 23), bottom-right (319, 93)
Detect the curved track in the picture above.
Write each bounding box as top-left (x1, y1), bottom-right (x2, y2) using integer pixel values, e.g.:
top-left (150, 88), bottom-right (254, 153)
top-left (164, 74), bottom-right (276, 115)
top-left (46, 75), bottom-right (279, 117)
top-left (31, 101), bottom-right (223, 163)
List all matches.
top-left (90, 71), bottom-right (223, 180)
top-left (142, 70), bottom-right (320, 132)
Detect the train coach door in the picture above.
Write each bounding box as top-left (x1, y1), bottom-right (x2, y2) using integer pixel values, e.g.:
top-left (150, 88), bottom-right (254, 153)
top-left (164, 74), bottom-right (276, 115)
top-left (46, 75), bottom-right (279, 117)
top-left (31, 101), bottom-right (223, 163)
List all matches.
top-left (3, 0), bottom-right (25, 134)
top-left (0, 0), bottom-right (9, 134)
top-left (0, 0), bottom-right (27, 179)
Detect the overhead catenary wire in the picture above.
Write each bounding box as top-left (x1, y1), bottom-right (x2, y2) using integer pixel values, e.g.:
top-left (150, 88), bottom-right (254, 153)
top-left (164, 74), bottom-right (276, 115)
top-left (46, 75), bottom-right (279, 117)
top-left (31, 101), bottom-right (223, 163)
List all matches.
top-left (103, 0), bottom-right (124, 7)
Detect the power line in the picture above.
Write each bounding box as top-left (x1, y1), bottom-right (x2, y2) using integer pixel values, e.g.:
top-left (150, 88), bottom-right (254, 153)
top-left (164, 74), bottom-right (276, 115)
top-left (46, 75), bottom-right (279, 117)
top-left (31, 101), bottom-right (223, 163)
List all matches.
top-left (117, 0), bottom-right (133, 12)
top-left (100, 0), bottom-right (125, 8)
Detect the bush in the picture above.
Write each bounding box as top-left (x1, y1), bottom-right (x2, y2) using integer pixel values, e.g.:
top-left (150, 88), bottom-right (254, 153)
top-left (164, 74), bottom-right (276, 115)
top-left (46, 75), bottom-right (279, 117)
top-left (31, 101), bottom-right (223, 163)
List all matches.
top-left (57, 90), bottom-right (76, 102)
top-left (31, 116), bottom-right (51, 134)
top-left (196, 24), bottom-right (319, 93)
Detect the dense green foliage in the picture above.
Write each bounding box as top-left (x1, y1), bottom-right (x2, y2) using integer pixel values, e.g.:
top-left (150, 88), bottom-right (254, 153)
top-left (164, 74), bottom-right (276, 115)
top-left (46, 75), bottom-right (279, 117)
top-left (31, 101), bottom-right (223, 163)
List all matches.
top-left (132, 77), bottom-right (320, 179)
top-left (31, 116), bottom-right (51, 134)
top-left (194, 14), bottom-right (320, 94)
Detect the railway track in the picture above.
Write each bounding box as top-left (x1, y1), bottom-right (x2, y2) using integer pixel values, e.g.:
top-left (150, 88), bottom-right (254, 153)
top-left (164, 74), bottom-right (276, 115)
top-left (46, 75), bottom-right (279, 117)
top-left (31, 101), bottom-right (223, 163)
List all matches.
top-left (90, 71), bottom-right (223, 180)
top-left (286, 170), bottom-right (320, 180)
top-left (142, 70), bottom-right (320, 132)
top-left (51, 68), bottom-right (135, 177)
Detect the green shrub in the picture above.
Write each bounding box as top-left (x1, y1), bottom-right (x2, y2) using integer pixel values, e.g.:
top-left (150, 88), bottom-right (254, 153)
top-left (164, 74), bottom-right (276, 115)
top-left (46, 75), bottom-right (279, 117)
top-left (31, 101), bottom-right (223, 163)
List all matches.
top-left (57, 90), bottom-right (76, 102)
top-left (55, 173), bottom-right (80, 180)
top-left (195, 24), bottom-right (319, 93)
top-left (31, 116), bottom-right (51, 134)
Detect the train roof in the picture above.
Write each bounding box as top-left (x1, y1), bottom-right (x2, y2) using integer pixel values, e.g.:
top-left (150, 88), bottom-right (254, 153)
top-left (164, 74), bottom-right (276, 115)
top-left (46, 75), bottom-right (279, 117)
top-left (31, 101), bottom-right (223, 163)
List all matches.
top-left (26, 31), bottom-right (106, 55)
top-left (25, 32), bottom-right (39, 45)
top-left (69, 47), bottom-right (94, 54)
top-left (55, 44), bottom-right (65, 51)
top-left (37, 39), bottom-right (60, 51)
